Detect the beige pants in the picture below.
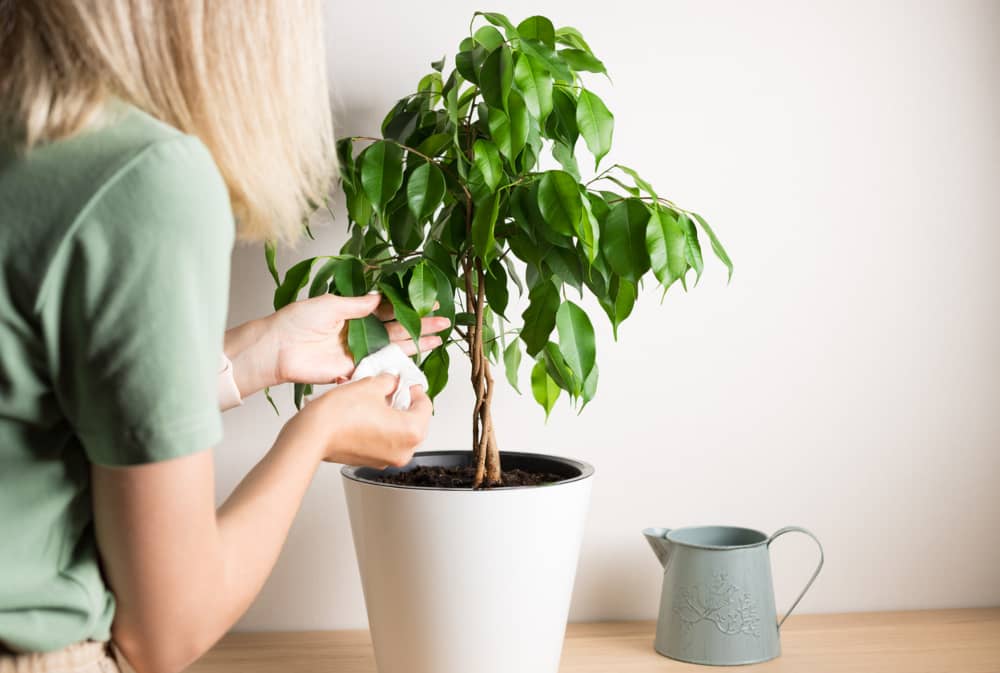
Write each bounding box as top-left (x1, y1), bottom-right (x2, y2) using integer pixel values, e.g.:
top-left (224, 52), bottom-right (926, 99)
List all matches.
top-left (0, 642), bottom-right (129, 673)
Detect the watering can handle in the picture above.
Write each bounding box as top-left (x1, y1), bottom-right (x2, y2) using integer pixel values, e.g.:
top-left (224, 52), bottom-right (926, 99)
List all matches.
top-left (768, 526), bottom-right (824, 630)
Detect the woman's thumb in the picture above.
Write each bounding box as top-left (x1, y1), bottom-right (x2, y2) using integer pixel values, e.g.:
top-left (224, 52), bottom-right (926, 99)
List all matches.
top-left (334, 293), bottom-right (382, 319)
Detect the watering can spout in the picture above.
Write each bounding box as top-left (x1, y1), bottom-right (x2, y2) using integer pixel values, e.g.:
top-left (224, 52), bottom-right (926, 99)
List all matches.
top-left (642, 527), bottom-right (673, 568)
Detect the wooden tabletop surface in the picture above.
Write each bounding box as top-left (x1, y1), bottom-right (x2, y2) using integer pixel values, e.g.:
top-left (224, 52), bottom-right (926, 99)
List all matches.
top-left (188, 608), bottom-right (1000, 673)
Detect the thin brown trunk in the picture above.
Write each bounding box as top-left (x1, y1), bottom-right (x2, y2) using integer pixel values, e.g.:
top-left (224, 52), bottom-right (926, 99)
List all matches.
top-left (468, 260), bottom-right (502, 488)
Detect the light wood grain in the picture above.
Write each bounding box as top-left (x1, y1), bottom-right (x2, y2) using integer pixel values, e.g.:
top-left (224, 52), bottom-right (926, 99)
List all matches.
top-left (187, 609), bottom-right (1000, 673)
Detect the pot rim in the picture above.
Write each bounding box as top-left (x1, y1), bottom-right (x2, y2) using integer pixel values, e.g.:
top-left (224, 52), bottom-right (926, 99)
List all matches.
top-left (340, 450), bottom-right (595, 492)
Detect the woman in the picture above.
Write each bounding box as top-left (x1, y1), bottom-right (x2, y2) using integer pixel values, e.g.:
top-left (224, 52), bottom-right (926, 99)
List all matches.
top-left (0, 3), bottom-right (446, 673)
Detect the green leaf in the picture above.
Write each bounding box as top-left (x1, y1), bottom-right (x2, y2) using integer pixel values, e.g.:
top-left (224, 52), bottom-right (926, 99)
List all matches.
top-left (480, 45), bottom-right (513, 111)
top-left (556, 300), bottom-right (596, 384)
top-left (599, 276), bottom-right (637, 339)
top-left (484, 259), bottom-right (509, 317)
top-left (615, 164), bottom-right (658, 199)
top-left (646, 205), bottom-right (687, 288)
top-left (421, 347), bottom-right (449, 399)
top-left (473, 25), bottom-right (505, 51)
top-left (691, 212), bottom-right (733, 282)
top-left (580, 362), bottom-right (599, 410)
top-left (265, 241), bottom-right (279, 286)
top-left (347, 315), bottom-right (390, 365)
top-left (550, 87), bottom-right (579, 146)
top-left (455, 44), bottom-right (487, 84)
top-left (359, 140), bottom-right (404, 218)
top-left (274, 257), bottom-right (317, 310)
top-left (576, 89), bottom-right (614, 170)
top-left (294, 383), bottom-right (311, 410)
top-left (679, 213), bottom-right (704, 284)
top-left (554, 26), bottom-right (593, 53)
top-left (408, 261), bottom-right (438, 316)
top-left (431, 56), bottom-right (445, 72)
top-left (559, 48), bottom-right (607, 75)
top-left (544, 246), bottom-right (583, 292)
top-left (309, 257), bottom-right (341, 297)
top-left (516, 15), bottom-right (555, 48)
top-left (513, 53), bottom-right (554, 121)
top-left (428, 264), bottom-right (455, 342)
top-left (473, 139), bottom-right (503, 192)
top-left (379, 281), bottom-right (421, 347)
top-left (520, 279), bottom-right (559, 356)
top-left (487, 90), bottom-right (529, 161)
top-left (517, 39), bottom-right (573, 83)
top-left (542, 341), bottom-right (578, 395)
top-left (263, 386), bottom-right (279, 415)
top-left (472, 191), bottom-right (501, 258)
top-left (551, 140), bottom-right (580, 181)
top-left (417, 132), bottom-right (451, 157)
top-left (334, 257), bottom-right (367, 296)
top-left (503, 339), bottom-right (522, 393)
top-left (578, 190), bottom-right (600, 263)
top-left (474, 11), bottom-right (517, 36)
top-left (531, 359), bottom-right (560, 419)
top-left (537, 170), bottom-right (582, 237)
top-left (602, 199), bottom-right (650, 283)
top-left (406, 162), bottom-right (446, 221)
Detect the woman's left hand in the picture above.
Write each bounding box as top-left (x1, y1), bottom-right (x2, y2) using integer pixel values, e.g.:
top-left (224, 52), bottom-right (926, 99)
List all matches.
top-left (225, 293), bottom-right (449, 398)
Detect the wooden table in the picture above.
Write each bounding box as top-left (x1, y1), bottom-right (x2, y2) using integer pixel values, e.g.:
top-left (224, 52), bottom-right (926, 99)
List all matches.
top-left (188, 609), bottom-right (1000, 672)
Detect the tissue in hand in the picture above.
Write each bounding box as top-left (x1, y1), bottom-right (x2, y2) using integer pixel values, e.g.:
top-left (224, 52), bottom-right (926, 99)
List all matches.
top-left (349, 344), bottom-right (428, 410)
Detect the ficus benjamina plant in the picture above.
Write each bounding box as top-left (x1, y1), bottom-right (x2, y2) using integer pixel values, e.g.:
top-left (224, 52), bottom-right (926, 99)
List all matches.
top-left (266, 11), bottom-right (733, 488)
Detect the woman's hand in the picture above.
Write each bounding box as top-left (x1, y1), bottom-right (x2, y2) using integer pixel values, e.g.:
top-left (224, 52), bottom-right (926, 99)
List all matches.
top-left (225, 294), bottom-right (449, 399)
top-left (282, 372), bottom-right (433, 468)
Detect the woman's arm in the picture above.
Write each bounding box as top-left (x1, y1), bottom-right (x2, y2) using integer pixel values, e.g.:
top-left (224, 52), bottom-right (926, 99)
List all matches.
top-left (92, 374), bottom-right (431, 673)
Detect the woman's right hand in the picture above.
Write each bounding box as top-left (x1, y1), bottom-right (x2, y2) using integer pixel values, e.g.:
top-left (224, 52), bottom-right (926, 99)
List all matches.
top-left (280, 373), bottom-right (433, 468)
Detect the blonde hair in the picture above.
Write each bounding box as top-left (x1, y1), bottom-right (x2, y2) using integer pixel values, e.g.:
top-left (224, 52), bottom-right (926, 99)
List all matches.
top-left (0, 0), bottom-right (336, 243)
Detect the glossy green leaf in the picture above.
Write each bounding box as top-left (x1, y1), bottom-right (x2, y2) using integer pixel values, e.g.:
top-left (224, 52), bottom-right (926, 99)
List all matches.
top-left (274, 257), bottom-right (317, 310)
top-left (421, 347), bottom-right (449, 399)
top-left (487, 90), bottom-right (529, 161)
top-left (359, 140), bottom-right (404, 217)
top-left (379, 281), bottom-right (421, 347)
top-left (599, 276), bottom-right (636, 340)
top-left (309, 257), bottom-right (341, 297)
top-left (347, 315), bottom-right (390, 365)
top-left (615, 164), bottom-right (658, 199)
top-left (484, 259), bottom-right (509, 317)
top-left (646, 206), bottom-right (687, 288)
top-left (408, 262), bottom-right (438, 316)
top-left (581, 362), bottom-right (599, 408)
top-left (455, 44), bottom-right (487, 83)
top-left (407, 162), bottom-right (446, 221)
top-left (550, 87), bottom-right (579, 145)
top-left (556, 300), bottom-right (596, 382)
top-left (516, 15), bottom-right (555, 48)
top-left (333, 257), bottom-right (367, 296)
top-left (554, 26), bottom-right (593, 53)
top-left (602, 199), bottom-right (650, 283)
top-left (430, 56), bottom-right (445, 72)
top-left (472, 191), bottom-right (501, 258)
top-left (542, 341), bottom-right (578, 395)
top-left (265, 241), bottom-right (279, 286)
top-left (428, 264), bottom-right (455, 342)
top-left (691, 212), bottom-right (734, 282)
top-left (559, 48), bottom-right (607, 75)
top-left (679, 213), bottom-right (704, 284)
top-left (520, 279), bottom-right (559, 356)
top-left (544, 246), bottom-right (583, 292)
top-left (503, 340), bottom-right (522, 393)
top-left (513, 53), bottom-right (554, 121)
top-left (531, 359), bottom-right (560, 419)
top-left (537, 170), bottom-right (581, 237)
top-left (517, 39), bottom-right (573, 83)
top-left (480, 45), bottom-right (513, 110)
top-left (473, 25), bottom-right (505, 50)
top-left (474, 11), bottom-right (517, 36)
top-left (576, 89), bottom-right (614, 170)
top-left (551, 140), bottom-right (580, 181)
top-left (473, 139), bottom-right (503, 192)
top-left (578, 191), bottom-right (600, 263)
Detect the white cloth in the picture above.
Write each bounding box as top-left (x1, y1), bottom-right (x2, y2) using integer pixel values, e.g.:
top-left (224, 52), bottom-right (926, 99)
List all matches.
top-left (217, 353), bottom-right (243, 411)
top-left (350, 344), bottom-right (428, 410)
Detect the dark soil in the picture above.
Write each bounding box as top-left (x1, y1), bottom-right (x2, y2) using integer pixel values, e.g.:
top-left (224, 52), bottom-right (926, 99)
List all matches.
top-left (375, 464), bottom-right (568, 489)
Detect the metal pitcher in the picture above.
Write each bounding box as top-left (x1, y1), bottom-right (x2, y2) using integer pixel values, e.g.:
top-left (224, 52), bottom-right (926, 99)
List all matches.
top-left (643, 525), bottom-right (824, 666)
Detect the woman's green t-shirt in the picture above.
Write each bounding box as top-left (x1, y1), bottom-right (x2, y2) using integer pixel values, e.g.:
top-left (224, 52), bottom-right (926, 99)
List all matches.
top-left (0, 106), bottom-right (234, 652)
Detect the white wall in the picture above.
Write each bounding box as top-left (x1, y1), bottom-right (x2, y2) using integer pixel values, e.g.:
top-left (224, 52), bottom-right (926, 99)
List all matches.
top-left (219, 0), bottom-right (1000, 630)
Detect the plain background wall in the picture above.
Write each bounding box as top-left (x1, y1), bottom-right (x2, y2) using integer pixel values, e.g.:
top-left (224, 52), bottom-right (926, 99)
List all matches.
top-left (218, 0), bottom-right (1000, 630)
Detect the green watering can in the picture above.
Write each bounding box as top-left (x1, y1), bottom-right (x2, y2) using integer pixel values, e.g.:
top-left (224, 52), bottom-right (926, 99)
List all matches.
top-left (643, 525), bottom-right (824, 666)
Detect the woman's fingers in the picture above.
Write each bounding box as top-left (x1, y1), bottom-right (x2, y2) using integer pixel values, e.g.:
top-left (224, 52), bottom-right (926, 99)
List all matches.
top-left (396, 336), bottom-right (443, 356)
top-left (329, 293), bottom-right (382, 319)
top-left (385, 316), bottom-right (450, 342)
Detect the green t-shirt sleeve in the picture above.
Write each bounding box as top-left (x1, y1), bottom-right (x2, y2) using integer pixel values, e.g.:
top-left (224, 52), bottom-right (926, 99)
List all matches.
top-left (46, 135), bottom-right (234, 466)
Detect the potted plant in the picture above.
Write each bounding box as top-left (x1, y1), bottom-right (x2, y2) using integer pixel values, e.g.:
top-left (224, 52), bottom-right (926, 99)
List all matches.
top-left (266, 11), bottom-right (732, 673)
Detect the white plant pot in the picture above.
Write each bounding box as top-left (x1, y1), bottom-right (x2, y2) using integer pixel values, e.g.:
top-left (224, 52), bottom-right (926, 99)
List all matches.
top-left (342, 451), bottom-right (594, 673)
